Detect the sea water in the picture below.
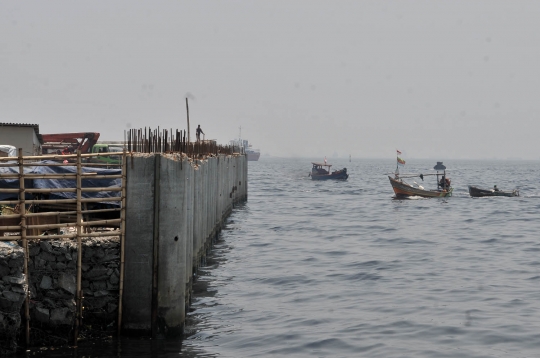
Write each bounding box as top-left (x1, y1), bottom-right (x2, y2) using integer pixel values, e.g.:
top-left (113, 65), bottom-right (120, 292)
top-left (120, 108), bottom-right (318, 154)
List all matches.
top-left (30, 158), bottom-right (540, 357)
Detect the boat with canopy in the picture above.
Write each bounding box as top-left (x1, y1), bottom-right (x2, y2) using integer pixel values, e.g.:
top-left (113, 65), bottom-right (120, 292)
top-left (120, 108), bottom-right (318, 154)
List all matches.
top-left (388, 151), bottom-right (452, 198)
top-left (309, 160), bottom-right (349, 180)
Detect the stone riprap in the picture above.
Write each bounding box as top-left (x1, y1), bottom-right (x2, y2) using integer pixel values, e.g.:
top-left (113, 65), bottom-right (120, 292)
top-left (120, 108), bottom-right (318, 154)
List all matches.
top-left (28, 236), bottom-right (120, 344)
top-left (0, 241), bottom-right (28, 354)
top-left (0, 236), bottom-right (120, 349)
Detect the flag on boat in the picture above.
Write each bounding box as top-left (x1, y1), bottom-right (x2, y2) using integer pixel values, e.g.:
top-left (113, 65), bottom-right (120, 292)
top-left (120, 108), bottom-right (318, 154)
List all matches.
top-left (396, 149), bottom-right (402, 155)
top-left (397, 156), bottom-right (406, 165)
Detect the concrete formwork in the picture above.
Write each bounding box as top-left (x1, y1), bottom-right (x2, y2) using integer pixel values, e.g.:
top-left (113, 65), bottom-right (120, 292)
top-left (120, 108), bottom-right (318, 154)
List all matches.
top-left (123, 155), bottom-right (156, 332)
top-left (155, 155), bottom-right (188, 336)
top-left (123, 153), bottom-right (247, 337)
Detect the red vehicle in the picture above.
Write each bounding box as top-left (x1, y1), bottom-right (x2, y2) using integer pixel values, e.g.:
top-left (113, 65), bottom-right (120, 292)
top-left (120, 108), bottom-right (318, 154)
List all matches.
top-left (41, 132), bottom-right (100, 155)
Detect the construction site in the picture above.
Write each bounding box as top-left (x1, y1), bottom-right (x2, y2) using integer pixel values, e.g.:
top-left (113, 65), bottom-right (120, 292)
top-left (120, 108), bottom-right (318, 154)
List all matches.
top-left (0, 124), bottom-right (248, 354)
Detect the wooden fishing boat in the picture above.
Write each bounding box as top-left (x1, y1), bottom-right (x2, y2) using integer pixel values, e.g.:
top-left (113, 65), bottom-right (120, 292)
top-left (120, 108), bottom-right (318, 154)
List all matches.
top-left (389, 175), bottom-right (453, 198)
top-left (468, 185), bottom-right (519, 197)
top-left (388, 161), bottom-right (452, 198)
top-left (310, 162), bottom-right (349, 180)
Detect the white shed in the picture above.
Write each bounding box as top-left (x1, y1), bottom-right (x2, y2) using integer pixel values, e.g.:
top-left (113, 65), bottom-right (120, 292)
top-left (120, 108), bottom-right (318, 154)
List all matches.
top-left (0, 123), bottom-right (42, 156)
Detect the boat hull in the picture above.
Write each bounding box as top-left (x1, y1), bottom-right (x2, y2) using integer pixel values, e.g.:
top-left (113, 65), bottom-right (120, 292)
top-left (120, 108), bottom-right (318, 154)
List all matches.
top-left (312, 170), bottom-right (349, 180)
top-left (247, 151), bottom-right (260, 161)
top-left (388, 176), bottom-right (452, 198)
top-left (468, 186), bottom-right (519, 197)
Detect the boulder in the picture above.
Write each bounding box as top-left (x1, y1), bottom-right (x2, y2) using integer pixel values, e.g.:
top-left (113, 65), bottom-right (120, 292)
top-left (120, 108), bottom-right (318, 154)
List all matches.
top-left (0, 264), bottom-right (10, 277)
top-left (94, 290), bottom-right (109, 297)
top-left (86, 265), bottom-right (108, 280)
top-left (8, 258), bottom-right (23, 268)
top-left (28, 245), bottom-right (41, 257)
top-left (2, 291), bottom-right (23, 304)
top-left (50, 307), bottom-right (71, 326)
top-left (57, 273), bottom-right (76, 295)
top-left (92, 280), bottom-right (107, 291)
top-left (3, 273), bottom-right (25, 285)
top-left (39, 251), bottom-right (56, 262)
top-left (35, 307), bottom-right (49, 324)
top-left (39, 276), bottom-right (53, 290)
top-left (39, 240), bottom-right (53, 253)
top-left (0, 296), bottom-right (11, 309)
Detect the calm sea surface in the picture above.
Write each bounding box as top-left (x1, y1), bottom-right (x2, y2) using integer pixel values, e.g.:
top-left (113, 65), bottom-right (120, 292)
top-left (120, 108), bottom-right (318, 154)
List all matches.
top-left (30, 158), bottom-right (540, 357)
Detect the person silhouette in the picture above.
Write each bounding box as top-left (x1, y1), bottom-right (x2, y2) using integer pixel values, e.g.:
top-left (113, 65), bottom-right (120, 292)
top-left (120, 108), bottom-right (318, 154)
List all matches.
top-left (196, 125), bottom-right (205, 142)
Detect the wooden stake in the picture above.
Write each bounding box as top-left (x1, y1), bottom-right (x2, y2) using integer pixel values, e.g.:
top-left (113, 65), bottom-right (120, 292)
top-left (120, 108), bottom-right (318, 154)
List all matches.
top-left (74, 150), bottom-right (83, 344)
top-left (18, 148), bottom-right (31, 346)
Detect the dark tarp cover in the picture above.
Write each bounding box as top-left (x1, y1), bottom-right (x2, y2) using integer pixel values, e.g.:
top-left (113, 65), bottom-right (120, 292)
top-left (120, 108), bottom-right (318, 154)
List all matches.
top-left (0, 161), bottom-right (121, 206)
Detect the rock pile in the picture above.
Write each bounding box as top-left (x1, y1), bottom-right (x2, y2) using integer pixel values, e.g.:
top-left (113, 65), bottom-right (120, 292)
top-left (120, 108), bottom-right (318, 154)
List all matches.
top-left (25, 236), bottom-right (120, 343)
top-left (0, 241), bottom-right (28, 354)
top-left (26, 239), bottom-right (77, 345)
top-left (79, 237), bottom-right (120, 336)
top-left (0, 236), bottom-right (120, 349)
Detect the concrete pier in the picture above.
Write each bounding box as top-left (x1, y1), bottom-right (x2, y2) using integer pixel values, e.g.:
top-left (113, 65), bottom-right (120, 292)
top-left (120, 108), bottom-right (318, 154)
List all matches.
top-left (122, 153), bottom-right (247, 337)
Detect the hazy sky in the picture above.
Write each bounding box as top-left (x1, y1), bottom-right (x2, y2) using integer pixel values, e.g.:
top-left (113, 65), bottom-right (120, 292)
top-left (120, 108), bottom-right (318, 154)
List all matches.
top-left (1, 1), bottom-right (539, 159)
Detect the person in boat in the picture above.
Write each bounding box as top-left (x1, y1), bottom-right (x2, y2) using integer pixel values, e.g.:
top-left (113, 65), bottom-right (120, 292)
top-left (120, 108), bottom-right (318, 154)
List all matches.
top-left (439, 175), bottom-right (451, 189)
top-left (494, 185), bottom-right (499, 191)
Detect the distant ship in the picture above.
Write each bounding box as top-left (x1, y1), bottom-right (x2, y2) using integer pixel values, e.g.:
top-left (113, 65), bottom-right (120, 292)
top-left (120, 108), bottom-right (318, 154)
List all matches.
top-left (245, 143), bottom-right (260, 161)
top-left (230, 127), bottom-right (260, 161)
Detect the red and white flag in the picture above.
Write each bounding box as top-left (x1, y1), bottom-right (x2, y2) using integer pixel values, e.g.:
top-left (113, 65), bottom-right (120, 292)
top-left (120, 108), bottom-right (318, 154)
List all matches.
top-left (396, 149), bottom-right (402, 155)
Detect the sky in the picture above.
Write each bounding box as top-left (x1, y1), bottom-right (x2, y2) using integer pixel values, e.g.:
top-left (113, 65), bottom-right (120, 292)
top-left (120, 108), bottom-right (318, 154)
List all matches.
top-left (1, 1), bottom-right (539, 159)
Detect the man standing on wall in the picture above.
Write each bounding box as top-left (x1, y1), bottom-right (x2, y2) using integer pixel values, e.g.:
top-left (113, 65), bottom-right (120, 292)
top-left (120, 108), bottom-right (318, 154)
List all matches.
top-left (196, 124), bottom-right (205, 142)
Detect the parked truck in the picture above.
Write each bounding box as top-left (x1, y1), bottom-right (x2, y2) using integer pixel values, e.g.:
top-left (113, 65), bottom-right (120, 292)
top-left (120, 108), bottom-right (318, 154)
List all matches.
top-left (41, 132), bottom-right (121, 167)
top-left (41, 132), bottom-right (101, 154)
top-left (86, 143), bottom-right (122, 167)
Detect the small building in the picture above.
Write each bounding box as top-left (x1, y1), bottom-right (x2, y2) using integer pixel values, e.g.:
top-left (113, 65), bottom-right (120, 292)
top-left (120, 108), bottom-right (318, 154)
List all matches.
top-left (0, 123), bottom-right (42, 156)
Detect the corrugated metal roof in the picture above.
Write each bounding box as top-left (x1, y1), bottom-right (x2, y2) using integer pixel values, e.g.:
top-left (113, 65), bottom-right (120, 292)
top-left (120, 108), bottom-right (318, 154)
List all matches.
top-left (0, 122), bottom-right (39, 128)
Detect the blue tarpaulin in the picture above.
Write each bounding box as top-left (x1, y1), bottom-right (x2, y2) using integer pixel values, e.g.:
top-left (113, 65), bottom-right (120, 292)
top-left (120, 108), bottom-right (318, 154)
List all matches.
top-left (0, 161), bottom-right (121, 206)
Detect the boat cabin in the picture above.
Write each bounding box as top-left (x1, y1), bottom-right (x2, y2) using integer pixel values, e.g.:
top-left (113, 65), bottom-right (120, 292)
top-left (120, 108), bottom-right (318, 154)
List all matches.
top-left (312, 162), bottom-right (331, 175)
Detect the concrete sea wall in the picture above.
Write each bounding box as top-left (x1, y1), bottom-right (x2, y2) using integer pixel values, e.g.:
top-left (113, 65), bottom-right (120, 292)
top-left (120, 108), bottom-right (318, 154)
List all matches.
top-left (122, 153), bottom-right (247, 337)
top-left (0, 151), bottom-right (246, 351)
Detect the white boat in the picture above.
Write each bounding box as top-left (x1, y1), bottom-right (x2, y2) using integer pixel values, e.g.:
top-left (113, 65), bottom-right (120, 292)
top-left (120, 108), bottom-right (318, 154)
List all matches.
top-left (230, 127), bottom-right (260, 161)
top-left (245, 144), bottom-right (260, 161)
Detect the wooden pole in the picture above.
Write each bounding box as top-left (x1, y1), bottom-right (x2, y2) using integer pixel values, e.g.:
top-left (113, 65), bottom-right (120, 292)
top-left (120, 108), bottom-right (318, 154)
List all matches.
top-left (18, 148), bottom-right (31, 346)
top-left (117, 149), bottom-right (127, 334)
top-left (74, 150), bottom-right (83, 344)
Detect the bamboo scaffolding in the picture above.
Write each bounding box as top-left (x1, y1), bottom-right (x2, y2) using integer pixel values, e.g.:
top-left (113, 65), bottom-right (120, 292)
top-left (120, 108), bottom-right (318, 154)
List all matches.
top-left (0, 174), bottom-right (121, 180)
top-left (0, 149), bottom-right (128, 346)
top-left (0, 219), bottom-right (121, 231)
top-left (0, 151), bottom-right (126, 162)
top-left (17, 149), bottom-right (31, 346)
top-left (0, 231), bottom-right (121, 241)
top-left (0, 197), bottom-right (121, 205)
top-left (0, 187), bottom-right (121, 194)
top-left (0, 208), bottom-right (121, 220)
top-left (0, 162), bottom-right (122, 168)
